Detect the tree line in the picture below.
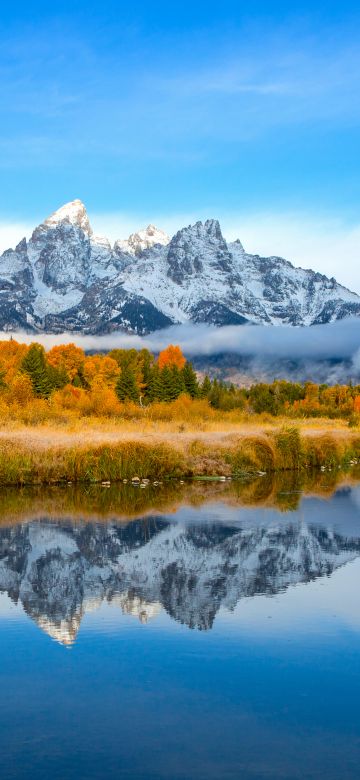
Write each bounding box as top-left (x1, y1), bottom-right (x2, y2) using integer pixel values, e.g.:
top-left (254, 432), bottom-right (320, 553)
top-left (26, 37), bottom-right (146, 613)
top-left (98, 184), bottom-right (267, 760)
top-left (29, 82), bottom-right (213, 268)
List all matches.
top-left (0, 338), bottom-right (359, 421)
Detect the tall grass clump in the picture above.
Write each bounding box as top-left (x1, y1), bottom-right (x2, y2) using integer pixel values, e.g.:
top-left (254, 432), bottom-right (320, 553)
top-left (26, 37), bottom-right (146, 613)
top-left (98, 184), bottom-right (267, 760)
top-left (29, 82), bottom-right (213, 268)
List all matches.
top-left (273, 426), bottom-right (303, 470)
top-left (0, 440), bottom-right (185, 486)
top-left (226, 436), bottom-right (276, 476)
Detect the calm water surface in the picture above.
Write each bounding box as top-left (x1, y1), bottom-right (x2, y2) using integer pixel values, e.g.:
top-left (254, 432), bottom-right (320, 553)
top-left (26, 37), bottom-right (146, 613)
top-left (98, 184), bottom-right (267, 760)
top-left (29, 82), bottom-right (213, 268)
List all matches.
top-left (0, 479), bottom-right (360, 779)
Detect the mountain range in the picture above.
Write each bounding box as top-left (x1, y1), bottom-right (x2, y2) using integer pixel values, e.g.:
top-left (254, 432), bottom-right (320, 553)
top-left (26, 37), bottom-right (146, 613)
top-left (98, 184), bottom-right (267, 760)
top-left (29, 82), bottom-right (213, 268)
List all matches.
top-left (0, 199), bottom-right (359, 335)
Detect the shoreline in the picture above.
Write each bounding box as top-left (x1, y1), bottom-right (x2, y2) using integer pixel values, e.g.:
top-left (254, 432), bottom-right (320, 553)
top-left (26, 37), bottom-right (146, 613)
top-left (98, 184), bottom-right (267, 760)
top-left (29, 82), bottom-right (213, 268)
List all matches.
top-left (0, 424), bottom-right (359, 486)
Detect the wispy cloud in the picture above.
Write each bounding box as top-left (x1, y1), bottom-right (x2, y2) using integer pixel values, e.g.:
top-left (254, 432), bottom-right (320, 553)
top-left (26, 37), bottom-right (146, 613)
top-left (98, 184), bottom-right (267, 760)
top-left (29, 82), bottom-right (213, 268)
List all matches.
top-left (1, 21), bottom-right (360, 173)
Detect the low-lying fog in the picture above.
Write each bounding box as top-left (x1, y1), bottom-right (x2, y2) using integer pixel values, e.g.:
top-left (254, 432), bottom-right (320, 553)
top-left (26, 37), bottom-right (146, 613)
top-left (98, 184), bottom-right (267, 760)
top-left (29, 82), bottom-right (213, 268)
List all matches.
top-left (1, 318), bottom-right (360, 384)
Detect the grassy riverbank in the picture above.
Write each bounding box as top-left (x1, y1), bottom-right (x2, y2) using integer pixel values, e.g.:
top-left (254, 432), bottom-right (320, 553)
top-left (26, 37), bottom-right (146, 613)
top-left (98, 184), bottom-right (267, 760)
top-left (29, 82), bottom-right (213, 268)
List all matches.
top-left (0, 422), bottom-right (359, 485)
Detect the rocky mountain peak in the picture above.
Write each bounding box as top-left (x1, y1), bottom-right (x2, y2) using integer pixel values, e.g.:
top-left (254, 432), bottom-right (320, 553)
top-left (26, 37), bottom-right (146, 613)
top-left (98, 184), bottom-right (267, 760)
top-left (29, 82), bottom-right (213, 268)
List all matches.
top-left (43, 199), bottom-right (93, 237)
top-left (232, 237), bottom-right (245, 252)
top-left (204, 218), bottom-right (224, 241)
top-left (116, 224), bottom-right (170, 256)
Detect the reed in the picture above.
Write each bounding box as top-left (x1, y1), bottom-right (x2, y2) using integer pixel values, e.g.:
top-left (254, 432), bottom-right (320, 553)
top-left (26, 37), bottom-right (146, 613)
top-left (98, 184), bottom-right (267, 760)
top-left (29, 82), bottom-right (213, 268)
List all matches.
top-left (0, 441), bottom-right (185, 486)
top-left (0, 428), bottom-right (358, 485)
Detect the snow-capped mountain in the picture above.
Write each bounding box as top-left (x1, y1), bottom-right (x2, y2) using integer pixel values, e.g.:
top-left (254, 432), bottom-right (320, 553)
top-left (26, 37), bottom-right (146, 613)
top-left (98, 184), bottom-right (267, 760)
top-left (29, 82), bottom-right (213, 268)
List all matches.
top-left (1, 511), bottom-right (359, 644)
top-left (0, 199), bottom-right (359, 334)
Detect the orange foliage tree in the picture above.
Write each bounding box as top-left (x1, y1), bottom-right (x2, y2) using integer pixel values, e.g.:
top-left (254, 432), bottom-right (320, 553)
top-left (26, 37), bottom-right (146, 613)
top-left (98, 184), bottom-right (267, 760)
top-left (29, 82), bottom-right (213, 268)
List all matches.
top-left (354, 395), bottom-right (360, 413)
top-left (158, 344), bottom-right (186, 370)
top-left (47, 343), bottom-right (85, 380)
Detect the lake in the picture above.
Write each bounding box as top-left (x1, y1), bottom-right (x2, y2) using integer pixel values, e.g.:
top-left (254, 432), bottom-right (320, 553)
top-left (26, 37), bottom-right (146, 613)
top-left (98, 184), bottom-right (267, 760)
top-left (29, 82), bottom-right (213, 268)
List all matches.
top-left (0, 475), bottom-right (360, 779)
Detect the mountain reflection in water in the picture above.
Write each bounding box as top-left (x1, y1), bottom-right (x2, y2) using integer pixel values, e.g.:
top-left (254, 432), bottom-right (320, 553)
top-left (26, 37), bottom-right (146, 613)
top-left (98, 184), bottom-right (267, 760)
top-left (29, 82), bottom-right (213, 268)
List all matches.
top-left (1, 477), bottom-right (360, 645)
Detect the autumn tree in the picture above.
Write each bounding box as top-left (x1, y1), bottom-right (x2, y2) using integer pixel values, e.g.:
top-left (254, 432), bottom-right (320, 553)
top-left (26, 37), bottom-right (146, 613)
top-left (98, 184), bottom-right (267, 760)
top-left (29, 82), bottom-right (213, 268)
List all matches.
top-left (158, 344), bottom-right (186, 370)
top-left (83, 355), bottom-right (120, 388)
top-left (0, 339), bottom-right (28, 383)
top-left (354, 396), bottom-right (360, 414)
top-left (10, 374), bottom-right (34, 406)
top-left (47, 343), bottom-right (85, 381)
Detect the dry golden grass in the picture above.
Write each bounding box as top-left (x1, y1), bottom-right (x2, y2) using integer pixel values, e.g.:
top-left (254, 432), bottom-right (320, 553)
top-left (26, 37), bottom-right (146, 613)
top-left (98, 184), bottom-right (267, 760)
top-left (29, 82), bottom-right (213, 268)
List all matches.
top-left (0, 413), bottom-right (353, 453)
top-left (0, 419), bottom-right (358, 485)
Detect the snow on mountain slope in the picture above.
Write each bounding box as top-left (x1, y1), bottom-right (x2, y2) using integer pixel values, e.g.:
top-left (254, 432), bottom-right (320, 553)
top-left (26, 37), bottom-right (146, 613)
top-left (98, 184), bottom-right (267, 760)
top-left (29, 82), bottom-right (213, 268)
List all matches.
top-left (115, 224), bottom-right (169, 255)
top-left (0, 199), bottom-right (359, 334)
top-left (0, 514), bottom-right (359, 643)
top-left (44, 199), bottom-right (93, 236)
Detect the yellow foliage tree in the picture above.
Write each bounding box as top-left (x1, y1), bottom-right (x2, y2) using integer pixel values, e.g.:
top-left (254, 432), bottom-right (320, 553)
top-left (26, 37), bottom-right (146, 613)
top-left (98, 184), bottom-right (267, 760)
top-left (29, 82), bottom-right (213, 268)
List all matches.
top-left (83, 355), bottom-right (120, 387)
top-left (10, 374), bottom-right (34, 406)
top-left (0, 339), bottom-right (29, 383)
top-left (89, 377), bottom-right (122, 416)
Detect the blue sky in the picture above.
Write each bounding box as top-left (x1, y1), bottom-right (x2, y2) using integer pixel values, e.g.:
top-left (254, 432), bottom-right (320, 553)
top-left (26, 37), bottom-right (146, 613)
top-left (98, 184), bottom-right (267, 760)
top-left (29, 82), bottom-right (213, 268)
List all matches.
top-left (1, 1), bottom-right (360, 288)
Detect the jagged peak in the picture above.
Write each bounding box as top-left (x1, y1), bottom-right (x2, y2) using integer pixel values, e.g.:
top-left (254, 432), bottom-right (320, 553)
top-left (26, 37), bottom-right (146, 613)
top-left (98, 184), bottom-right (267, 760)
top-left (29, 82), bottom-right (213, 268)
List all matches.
top-left (115, 224), bottom-right (169, 256)
top-left (204, 218), bottom-right (223, 236)
top-left (15, 237), bottom-right (27, 253)
top-left (43, 199), bottom-right (93, 236)
top-left (232, 237), bottom-right (245, 252)
top-left (172, 219), bottom-right (226, 244)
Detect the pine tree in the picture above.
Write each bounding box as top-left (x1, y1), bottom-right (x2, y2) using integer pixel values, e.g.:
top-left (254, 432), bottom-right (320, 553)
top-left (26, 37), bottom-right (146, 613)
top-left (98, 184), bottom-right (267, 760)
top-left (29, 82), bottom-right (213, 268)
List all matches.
top-left (141, 351), bottom-right (153, 399)
top-left (161, 366), bottom-right (177, 401)
top-left (146, 365), bottom-right (164, 401)
top-left (73, 364), bottom-right (89, 389)
top-left (47, 364), bottom-right (69, 391)
top-left (208, 378), bottom-right (221, 408)
top-left (115, 365), bottom-right (139, 402)
top-left (182, 361), bottom-right (199, 398)
top-left (21, 344), bottom-right (52, 398)
top-left (200, 375), bottom-right (212, 398)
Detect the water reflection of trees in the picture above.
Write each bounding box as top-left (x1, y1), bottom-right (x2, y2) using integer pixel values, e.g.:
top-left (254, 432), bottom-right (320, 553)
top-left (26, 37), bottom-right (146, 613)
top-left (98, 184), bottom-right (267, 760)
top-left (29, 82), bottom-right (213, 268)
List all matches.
top-left (0, 467), bottom-right (358, 526)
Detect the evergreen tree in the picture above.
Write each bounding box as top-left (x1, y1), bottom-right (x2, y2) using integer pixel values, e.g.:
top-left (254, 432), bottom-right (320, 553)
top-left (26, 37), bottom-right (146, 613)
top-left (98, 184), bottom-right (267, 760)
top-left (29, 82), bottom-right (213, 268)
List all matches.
top-left (21, 344), bottom-right (52, 398)
top-left (72, 364), bottom-right (89, 389)
top-left (170, 366), bottom-right (185, 399)
top-left (200, 375), bottom-right (212, 398)
top-left (141, 351), bottom-right (153, 399)
top-left (115, 365), bottom-right (139, 402)
top-left (146, 365), bottom-right (164, 401)
top-left (47, 364), bottom-right (69, 391)
top-left (182, 361), bottom-right (199, 398)
top-left (161, 366), bottom-right (177, 401)
top-left (208, 378), bottom-right (221, 408)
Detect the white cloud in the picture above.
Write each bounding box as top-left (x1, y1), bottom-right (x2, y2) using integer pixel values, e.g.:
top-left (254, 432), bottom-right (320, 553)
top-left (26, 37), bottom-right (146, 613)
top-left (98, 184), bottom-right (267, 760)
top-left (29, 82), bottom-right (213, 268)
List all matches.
top-left (2, 318), bottom-right (360, 361)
